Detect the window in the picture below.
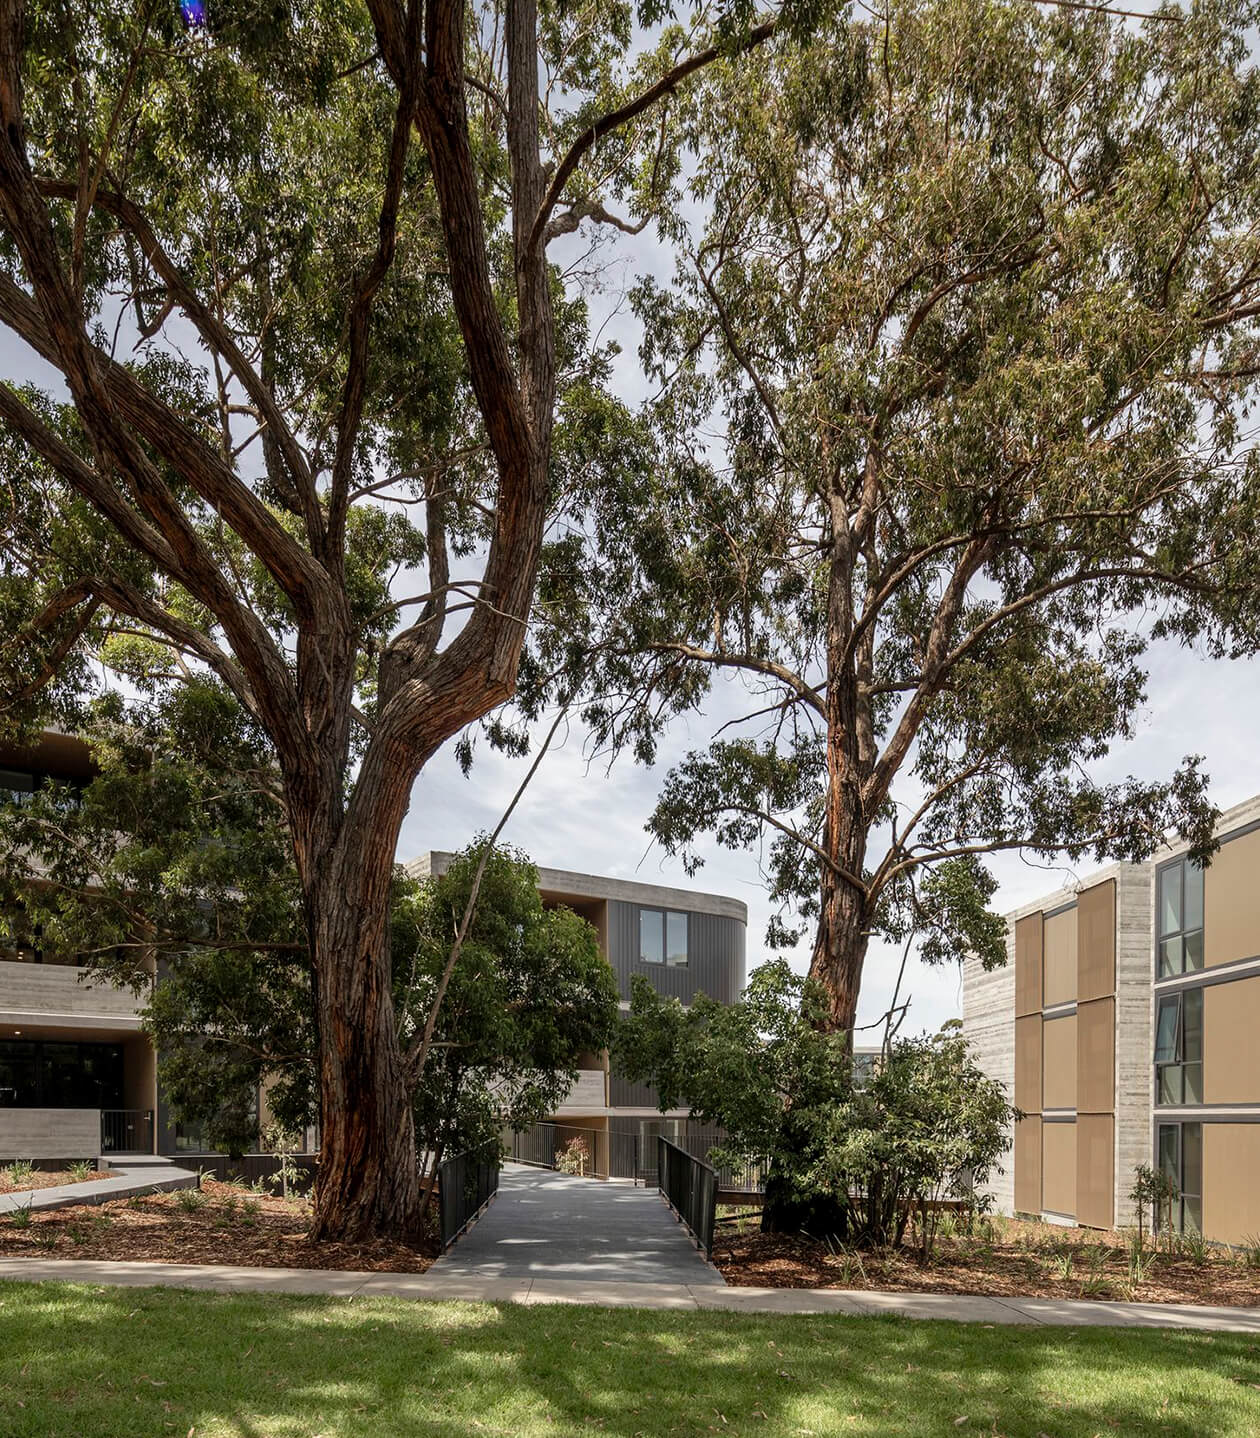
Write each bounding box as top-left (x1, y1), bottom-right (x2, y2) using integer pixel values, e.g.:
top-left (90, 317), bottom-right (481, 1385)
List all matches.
top-left (1157, 857), bottom-right (1204, 977)
top-left (638, 908), bottom-right (689, 967)
top-left (1157, 1122), bottom-right (1203, 1234)
top-left (0, 1039), bottom-right (124, 1109)
top-left (1154, 989), bottom-right (1203, 1106)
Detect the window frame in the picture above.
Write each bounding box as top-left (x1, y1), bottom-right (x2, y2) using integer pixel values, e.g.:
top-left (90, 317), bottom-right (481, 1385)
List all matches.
top-left (1155, 856), bottom-right (1205, 978)
top-left (636, 907), bottom-right (690, 969)
top-left (1154, 989), bottom-right (1203, 1107)
top-left (1156, 1120), bottom-right (1203, 1234)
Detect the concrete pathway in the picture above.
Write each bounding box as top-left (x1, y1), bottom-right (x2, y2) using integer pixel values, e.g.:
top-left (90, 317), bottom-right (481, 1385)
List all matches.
top-left (0, 1157), bottom-right (199, 1216)
top-left (431, 1162), bottom-right (725, 1286)
top-left (1, 1257), bottom-right (1259, 1330)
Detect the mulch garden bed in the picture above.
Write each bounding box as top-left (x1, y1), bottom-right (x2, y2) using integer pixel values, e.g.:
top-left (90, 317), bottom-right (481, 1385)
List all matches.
top-left (0, 1177), bottom-right (438, 1273)
top-left (0, 1166), bottom-right (108, 1195)
top-left (714, 1211), bottom-right (1260, 1307)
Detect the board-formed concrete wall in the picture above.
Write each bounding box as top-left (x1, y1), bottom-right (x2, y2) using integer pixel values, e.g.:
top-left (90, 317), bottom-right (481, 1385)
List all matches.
top-left (0, 1107), bottom-right (99, 1160)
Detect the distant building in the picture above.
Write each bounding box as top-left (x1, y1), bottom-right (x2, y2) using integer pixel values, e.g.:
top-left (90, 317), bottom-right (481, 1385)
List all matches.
top-left (0, 735), bottom-right (748, 1169)
top-left (964, 795), bottom-right (1260, 1243)
top-left (406, 852), bottom-right (747, 1180)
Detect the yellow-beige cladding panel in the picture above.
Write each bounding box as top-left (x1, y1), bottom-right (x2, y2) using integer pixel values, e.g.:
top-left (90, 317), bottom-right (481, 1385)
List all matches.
top-left (1015, 913), bottom-right (1044, 1018)
top-left (1041, 1014), bottom-right (1078, 1112)
top-left (1076, 997), bottom-right (1115, 1116)
top-left (1075, 1113), bottom-right (1114, 1229)
top-left (1203, 975), bottom-right (1260, 1105)
top-left (1202, 1124), bottom-right (1260, 1247)
top-left (1014, 1115), bottom-right (1042, 1215)
top-left (1076, 879), bottom-right (1116, 1003)
top-left (1041, 907), bottom-right (1078, 1008)
top-left (1041, 1120), bottom-right (1077, 1218)
top-left (1014, 1014), bottom-right (1042, 1114)
top-left (1203, 826), bottom-right (1260, 968)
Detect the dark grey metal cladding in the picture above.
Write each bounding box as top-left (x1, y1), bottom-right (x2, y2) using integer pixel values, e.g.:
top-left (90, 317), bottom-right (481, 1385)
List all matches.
top-left (609, 1072), bottom-right (662, 1109)
top-left (606, 899), bottom-right (745, 1004)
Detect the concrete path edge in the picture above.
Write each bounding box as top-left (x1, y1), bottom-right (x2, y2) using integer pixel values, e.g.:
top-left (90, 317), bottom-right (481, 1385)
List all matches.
top-left (1, 1257), bottom-right (1258, 1332)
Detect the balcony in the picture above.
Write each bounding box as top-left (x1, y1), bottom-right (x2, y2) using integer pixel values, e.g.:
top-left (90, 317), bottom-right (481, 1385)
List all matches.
top-left (0, 960), bottom-right (146, 1027)
top-left (551, 1069), bottom-right (607, 1115)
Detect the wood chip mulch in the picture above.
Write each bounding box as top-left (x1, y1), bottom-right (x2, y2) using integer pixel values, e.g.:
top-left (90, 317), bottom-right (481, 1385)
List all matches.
top-left (714, 1217), bottom-right (1260, 1306)
top-left (0, 1178), bottom-right (437, 1273)
top-left (0, 1169), bottom-right (108, 1195)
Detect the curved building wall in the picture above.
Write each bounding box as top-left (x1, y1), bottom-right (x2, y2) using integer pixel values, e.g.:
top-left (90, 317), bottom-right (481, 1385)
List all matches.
top-left (605, 901), bottom-right (745, 1005)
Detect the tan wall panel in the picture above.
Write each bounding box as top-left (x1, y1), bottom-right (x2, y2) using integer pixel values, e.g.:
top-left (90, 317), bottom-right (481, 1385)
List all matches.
top-left (1076, 998), bottom-right (1115, 1115)
top-left (1015, 913), bottom-right (1044, 1018)
top-left (1076, 1113), bottom-right (1114, 1229)
top-left (1204, 975), bottom-right (1260, 1104)
top-left (1042, 1120), bottom-right (1077, 1217)
top-left (1204, 827), bottom-right (1260, 967)
top-left (1042, 1014), bottom-right (1078, 1111)
top-left (1015, 1015), bottom-right (1043, 1113)
top-left (1077, 880), bottom-right (1116, 1003)
top-left (1042, 907), bottom-right (1078, 1007)
top-left (1202, 1124), bottom-right (1260, 1247)
top-left (1014, 1115), bottom-right (1042, 1215)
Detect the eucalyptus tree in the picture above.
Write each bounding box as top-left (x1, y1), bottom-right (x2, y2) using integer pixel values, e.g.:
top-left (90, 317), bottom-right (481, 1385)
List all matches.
top-left (0, 0), bottom-right (782, 1239)
top-left (534, 0), bottom-right (1260, 1032)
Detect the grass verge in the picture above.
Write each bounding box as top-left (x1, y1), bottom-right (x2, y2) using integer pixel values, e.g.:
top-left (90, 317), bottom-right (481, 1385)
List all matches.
top-left (2, 1281), bottom-right (1259, 1435)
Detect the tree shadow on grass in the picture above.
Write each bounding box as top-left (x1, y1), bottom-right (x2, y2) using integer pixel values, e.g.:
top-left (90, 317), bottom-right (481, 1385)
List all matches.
top-left (1, 1280), bottom-right (1258, 1437)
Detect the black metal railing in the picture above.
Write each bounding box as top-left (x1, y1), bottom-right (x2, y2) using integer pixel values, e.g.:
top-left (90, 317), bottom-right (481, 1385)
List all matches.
top-left (100, 1109), bottom-right (153, 1154)
top-left (505, 1121), bottom-right (612, 1178)
top-left (438, 1151), bottom-right (500, 1251)
top-left (658, 1136), bottom-right (718, 1258)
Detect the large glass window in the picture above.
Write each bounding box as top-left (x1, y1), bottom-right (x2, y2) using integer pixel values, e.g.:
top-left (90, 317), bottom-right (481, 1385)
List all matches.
top-left (1157, 1122), bottom-right (1203, 1233)
top-left (638, 908), bottom-right (689, 967)
top-left (1155, 989), bottom-right (1203, 1105)
top-left (0, 1039), bottom-right (123, 1108)
top-left (1157, 858), bottom-right (1204, 977)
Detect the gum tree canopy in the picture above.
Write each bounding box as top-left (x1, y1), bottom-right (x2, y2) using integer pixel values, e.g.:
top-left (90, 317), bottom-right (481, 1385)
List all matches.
top-left (0, 0), bottom-right (780, 1240)
top-left (534, 0), bottom-right (1260, 1033)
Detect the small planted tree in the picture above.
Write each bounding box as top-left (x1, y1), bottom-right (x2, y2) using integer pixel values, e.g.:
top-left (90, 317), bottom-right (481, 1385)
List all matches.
top-left (1130, 1163), bottom-right (1180, 1250)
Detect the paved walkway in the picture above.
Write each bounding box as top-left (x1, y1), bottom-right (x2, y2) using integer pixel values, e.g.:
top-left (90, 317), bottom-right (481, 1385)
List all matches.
top-left (431, 1163), bottom-right (725, 1286)
top-left (1, 1257), bottom-right (1259, 1329)
top-left (0, 1157), bottom-right (199, 1216)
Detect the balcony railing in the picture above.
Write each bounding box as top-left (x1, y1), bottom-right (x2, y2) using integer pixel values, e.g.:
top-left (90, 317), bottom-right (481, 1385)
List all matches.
top-left (101, 1109), bottom-right (153, 1154)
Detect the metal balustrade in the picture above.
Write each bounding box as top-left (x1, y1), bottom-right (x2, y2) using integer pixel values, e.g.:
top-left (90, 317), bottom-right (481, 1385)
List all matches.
top-left (100, 1109), bottom-right (154, 1154)
top-left (657, 1136), bottom-right (718, 1258)
top-left (437, 1150), bottom-right (500, 1250)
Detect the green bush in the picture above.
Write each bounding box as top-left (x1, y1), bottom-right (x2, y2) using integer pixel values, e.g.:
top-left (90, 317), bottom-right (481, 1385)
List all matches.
top-left (618, 961), bottom-right (1014, 1254)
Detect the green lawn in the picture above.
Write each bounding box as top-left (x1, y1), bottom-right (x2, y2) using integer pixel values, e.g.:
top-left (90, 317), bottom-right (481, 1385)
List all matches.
top-left (1, 1280), bottom-right (1258, 1437)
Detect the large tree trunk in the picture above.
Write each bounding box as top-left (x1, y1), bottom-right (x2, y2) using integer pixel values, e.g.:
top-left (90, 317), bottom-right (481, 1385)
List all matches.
top-left (295, 749), bottom-right (425, 1244)
top-left (307, 875), bottom-right (420, 1243)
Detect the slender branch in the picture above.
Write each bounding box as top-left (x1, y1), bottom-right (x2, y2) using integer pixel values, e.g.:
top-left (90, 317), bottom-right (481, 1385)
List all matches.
top-left (404, 703), bottom-right (571, 1080)
top-left (528, 17), bottom-right (778, 258)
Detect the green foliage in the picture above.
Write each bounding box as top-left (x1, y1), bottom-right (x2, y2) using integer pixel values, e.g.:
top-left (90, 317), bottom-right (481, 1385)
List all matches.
top-left (3, 1160), bottom-right (35, 1186)
top-left (7, 1200), bottom-right (33, 1229)
top-left (617, 961), bottom-right (1013, 1250)
top-left (528, 0), bottom-right (1260, 1020)
top-left (1129, 1163), bottom-right (1179, 1249)
top-left (397, 840), bottom-right (619, 1167)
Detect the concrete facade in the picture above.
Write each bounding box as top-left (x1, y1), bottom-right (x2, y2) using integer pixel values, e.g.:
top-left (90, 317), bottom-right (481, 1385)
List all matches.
top-left (965, 795), bottom-right (1260, 1244)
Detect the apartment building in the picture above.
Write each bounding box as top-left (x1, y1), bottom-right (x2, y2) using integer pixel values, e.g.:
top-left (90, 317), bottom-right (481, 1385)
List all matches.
top-left (406, 851), bottom-right (748, 1178)
top-left (963, 794), bottom-right (1260, 1245)
top-left (0, 733), bottom-right (748, 1165)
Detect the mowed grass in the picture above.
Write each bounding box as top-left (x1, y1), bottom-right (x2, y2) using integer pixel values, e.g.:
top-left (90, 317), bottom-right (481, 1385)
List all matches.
top-left (1, 1280), bottom-right (1258, 1437)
